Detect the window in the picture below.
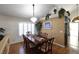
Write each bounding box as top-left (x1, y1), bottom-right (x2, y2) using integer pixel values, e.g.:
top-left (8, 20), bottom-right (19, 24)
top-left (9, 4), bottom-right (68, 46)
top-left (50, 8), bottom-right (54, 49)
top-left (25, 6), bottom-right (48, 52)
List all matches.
top-left (19, 23), bottom-right (24, 36)
top-left (19, 22), bottom-right (35, 36)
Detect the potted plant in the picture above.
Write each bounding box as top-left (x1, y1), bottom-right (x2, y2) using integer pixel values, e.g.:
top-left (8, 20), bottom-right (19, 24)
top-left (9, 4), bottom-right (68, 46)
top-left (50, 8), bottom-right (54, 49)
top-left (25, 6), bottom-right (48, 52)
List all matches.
top-left (35, 21), bottom-right (42, 34)
top-left (66, 11), bottom-right (70, 16)
top-left (58, 8), bottom-right (66, 18)
top-left (0, 28), bottom-right (5, 33)
top-left (0, 28), bottom-right (5, 41)
top-left (45, 14), bottom-right (51, 20)
top-left (53, 9), bottom-right (57, 14)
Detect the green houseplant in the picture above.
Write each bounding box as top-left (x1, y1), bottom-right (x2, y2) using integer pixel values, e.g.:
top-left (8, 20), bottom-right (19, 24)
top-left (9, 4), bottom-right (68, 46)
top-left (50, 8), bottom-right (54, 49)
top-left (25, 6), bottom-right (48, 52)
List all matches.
top-left (53, 9), bottom-right (57, 14)
top-left (35, 21), bottom-right (42, 34)
top-left (0, 28), bottom-right (5, 33)
top-left (58, 8), bottom-right (66, 18)
top-left (0, 28), bottom-right (5, 41)
top-left (45, 14), bottom-right (51, 20)
top-left (66, 11), bottom-right (70, 16)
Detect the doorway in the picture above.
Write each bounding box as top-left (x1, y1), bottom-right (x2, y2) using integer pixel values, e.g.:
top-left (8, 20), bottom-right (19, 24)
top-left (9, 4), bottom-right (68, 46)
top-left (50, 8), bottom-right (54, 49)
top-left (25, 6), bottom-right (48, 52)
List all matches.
top-left (69, 22), bottom-right (79, 49)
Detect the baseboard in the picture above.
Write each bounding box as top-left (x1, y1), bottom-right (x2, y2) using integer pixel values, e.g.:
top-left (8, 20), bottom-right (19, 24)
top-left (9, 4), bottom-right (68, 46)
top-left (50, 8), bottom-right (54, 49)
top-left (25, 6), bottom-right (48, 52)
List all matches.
top-left (10, 41), bottom-right (65, 48)
top-left (10, 40), bottom-right (23, 45)
top-left (53, 42), bottom-right (65, 48)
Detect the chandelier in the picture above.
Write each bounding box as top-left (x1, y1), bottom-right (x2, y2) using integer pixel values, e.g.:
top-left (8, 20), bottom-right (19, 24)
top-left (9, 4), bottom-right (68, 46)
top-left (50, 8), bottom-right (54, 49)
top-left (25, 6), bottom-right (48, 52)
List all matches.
top-left (30, 4), bottom-right (37, 23)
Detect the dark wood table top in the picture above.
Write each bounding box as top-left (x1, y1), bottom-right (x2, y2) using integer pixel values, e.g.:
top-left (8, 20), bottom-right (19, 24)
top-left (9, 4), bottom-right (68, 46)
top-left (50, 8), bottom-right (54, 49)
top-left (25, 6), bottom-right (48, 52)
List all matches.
top-left (26, 35), bottom-right (54, 46)
top-left (27, 36), bottom-right (45, 45)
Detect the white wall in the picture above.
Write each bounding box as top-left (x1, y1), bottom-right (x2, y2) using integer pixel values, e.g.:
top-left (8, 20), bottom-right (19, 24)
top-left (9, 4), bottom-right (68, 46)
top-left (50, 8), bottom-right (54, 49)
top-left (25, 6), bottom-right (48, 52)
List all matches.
top-left (70, 6), bottom-right (79, 20)
top-left (0, 15), bottom-right (30, 44)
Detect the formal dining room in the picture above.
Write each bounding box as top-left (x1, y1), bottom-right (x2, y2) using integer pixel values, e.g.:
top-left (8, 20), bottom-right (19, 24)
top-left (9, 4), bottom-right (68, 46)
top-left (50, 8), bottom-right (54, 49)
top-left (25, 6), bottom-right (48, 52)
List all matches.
top-left (0, 4), bottom-right (79, 54)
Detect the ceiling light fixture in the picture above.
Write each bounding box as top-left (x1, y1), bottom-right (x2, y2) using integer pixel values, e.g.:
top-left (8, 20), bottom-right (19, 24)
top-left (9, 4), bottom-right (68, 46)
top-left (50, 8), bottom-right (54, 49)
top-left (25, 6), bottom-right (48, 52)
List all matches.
top-left (30, 4), bottom-right (37, 23)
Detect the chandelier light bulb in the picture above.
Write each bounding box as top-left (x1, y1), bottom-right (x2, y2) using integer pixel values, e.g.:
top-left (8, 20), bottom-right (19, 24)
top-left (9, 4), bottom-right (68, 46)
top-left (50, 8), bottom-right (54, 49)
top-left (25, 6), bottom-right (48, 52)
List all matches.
top-left (30, 17), bottom-right (37, 23)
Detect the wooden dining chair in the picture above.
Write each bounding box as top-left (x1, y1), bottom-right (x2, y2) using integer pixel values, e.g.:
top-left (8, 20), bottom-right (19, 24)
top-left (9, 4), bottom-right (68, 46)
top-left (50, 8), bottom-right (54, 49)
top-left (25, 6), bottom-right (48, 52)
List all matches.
top-left (37, 37), bottom-right (54, 54)
top-left (22, 35), bottom-right (27, 49)
top-left (22, 35), bottom-right (42, 54)
top-left (22, 35), bottom-right (32, 53)
top-left (47, 37), bottom-right (54, 53)
top-left (25, 37), bottom-right (44, 54)
top-left (35, 39), bottom-right (48, 54)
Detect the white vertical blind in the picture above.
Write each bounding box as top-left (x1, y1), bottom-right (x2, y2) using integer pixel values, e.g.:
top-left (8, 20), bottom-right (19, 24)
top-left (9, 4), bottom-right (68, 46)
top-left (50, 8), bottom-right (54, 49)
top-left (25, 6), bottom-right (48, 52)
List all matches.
top-left (28, 23), bottom-right (32, 32)
top-left (19, 23), bottom-right (24, 36)
top-left (32, 24), bottom-right (35, 34)
top-left (24, 23), bottom-right (27, 35)
top-left (19, 22), bottom-right (35, 36)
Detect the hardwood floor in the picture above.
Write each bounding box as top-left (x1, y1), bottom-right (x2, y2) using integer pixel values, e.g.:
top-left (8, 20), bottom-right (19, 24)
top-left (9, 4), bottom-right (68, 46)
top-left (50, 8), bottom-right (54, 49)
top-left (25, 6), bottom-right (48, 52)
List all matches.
top-left (9, 42), bottom-right (25, 54)
top-left (9, 42), bottom-right (79, 54)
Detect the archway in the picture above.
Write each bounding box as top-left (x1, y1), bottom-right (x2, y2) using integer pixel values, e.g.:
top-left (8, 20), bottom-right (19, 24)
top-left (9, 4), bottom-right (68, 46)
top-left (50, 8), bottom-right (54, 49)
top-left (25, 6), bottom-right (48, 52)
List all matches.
top-left (72, 16), bottom-right (79, 22)
top-left (69, 16), bottom-right (79, 49)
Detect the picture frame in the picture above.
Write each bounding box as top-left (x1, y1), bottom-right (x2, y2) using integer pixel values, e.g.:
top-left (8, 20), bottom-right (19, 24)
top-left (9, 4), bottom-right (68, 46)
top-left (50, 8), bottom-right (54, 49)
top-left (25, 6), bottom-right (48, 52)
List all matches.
top-left (43, 21), bottom-right (52, 29)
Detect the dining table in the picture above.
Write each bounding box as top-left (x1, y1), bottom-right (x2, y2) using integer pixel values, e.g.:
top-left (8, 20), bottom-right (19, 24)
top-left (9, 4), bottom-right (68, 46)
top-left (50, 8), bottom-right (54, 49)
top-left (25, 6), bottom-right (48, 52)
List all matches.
top-left (26, 35), bottom-right (54, 49)
top-left (26, 35), bottom-right (45, 45)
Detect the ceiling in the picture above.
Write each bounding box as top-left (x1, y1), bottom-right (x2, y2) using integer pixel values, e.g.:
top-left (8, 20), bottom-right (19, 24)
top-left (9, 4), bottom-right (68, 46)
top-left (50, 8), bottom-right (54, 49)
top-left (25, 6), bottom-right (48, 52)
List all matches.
top-left (0, 4), bottom-right (75, 20)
